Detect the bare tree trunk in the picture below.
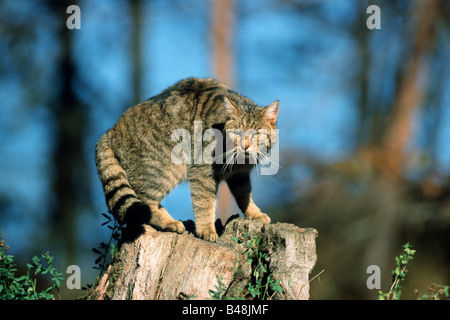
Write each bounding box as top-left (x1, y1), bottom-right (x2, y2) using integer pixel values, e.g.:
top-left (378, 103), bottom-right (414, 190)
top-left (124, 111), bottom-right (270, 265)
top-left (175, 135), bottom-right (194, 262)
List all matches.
top-left (211, 0), bottom-right (239, 223)
top-left (380, 0), bottom-right (440, 181)
top-left (47, 0), bottom-right (88, 266)
top-left (362, 0), bottom-right (441, 293)
top-left (211, 0), bottom-right (234, 87)
top-left (354, 0), bottom-right (372, 148)
top-left (130, 0), bottom-right (143, 105)
top-left (84, 217), bottom-right (318, 300)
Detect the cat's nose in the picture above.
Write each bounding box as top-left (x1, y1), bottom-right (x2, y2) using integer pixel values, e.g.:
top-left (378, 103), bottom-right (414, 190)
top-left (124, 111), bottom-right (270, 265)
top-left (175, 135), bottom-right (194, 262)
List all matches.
top-left (243, 137), bottom-right (250, 151)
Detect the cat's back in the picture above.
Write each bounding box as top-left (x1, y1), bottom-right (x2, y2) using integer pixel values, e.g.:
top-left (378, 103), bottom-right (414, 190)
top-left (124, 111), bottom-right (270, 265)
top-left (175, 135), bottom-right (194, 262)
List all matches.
top-left (116, 77), bottom-right (225, 121)
top-left (149, 77), bottom-right (230, 118)
top-left (107, 77), bottom-right (254, 145)
top-left (156, 77), bottom-right (257, 124)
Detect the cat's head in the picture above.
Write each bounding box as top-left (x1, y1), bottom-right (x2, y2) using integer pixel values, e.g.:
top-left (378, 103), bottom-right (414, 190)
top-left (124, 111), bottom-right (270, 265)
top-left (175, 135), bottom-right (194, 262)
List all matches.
top-left (222, 97), bottom-right (279, 164)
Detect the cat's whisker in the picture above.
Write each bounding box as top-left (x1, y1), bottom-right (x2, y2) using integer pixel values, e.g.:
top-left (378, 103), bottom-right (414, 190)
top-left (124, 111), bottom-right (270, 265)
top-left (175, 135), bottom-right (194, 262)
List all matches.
top-left (218, 148), bottom-right (235, 170)
top-left (214, 148), bottom-right (235, 164)
top-left (258, 152), bottom-right (281, 169)
top-left (251, 152), bottom-right (277, 182)
top-left (229, 151), bottom-right (238, 172)
top-left (252, 153), bottom-right (263, 183)
top-left (257, 162), bottom-right (274, 182)
top-left (221, 149), bottom-right (237, 175)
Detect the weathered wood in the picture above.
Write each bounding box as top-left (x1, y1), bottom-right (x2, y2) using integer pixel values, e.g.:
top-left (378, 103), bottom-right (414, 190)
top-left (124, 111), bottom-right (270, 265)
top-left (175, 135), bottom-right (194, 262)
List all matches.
top-left (86, 216), bottom-right (318, 300)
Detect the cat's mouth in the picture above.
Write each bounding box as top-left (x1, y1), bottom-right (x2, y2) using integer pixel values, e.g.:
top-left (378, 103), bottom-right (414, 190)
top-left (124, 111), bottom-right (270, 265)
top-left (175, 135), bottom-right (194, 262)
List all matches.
top-left (236, 147), bottom-right (260, 161)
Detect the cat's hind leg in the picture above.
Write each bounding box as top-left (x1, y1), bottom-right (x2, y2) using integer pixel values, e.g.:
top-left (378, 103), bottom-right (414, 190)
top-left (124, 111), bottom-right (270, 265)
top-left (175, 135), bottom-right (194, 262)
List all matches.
top-left (146, 202), bottom-right (185, 234)
top-left (134, 171), bottom-right (186, 234)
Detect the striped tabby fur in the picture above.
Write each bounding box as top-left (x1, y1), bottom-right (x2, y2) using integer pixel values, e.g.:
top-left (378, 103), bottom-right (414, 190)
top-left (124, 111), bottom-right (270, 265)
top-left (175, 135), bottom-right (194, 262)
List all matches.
top-left (95, 77), bottom-right (279, 241)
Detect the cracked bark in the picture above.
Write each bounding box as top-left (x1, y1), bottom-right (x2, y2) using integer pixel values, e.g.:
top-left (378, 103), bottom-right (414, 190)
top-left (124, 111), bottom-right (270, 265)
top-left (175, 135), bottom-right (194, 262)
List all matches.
top-left (83, 216), bottom-right (318, 300)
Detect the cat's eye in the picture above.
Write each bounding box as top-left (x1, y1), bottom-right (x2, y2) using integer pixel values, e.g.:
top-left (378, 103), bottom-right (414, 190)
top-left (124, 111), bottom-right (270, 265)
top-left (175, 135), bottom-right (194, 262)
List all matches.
top-left (229, 129), bottom-right (243, 137)
top-left (252, 131), bottom-right (268, 139)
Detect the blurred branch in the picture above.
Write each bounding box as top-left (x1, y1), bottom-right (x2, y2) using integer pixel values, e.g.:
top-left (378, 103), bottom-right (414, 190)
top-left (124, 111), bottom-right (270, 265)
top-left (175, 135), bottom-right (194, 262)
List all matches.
top-left (379, 0), bottom-right (442, 181)
top-left (130, 0), bottom-right (144, 104)
top-left (45, 0), bottom-right (90, 266)
top-left (211, 0), bottom-right (235, 88)
top-left (211, 0), bottom-right (239, 222)
top-left (354, 1), bottom-right (372, 147)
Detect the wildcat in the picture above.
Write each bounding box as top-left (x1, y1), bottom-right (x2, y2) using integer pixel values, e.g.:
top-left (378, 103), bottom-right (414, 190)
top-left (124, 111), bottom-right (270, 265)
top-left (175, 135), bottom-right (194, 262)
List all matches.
top-left (95, 77), bottom-right (279, 242)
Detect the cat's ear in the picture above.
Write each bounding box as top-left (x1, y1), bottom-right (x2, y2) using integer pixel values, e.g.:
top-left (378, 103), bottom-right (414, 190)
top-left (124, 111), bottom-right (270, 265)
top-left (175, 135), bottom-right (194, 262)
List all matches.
top-left (261, 101), bottom-right (279, 125)
top-left (224, 97), bottom-right (239, 115)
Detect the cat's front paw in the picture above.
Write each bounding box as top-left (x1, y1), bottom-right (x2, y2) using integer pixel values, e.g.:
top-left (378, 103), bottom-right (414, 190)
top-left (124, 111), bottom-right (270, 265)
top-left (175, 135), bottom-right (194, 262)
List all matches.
top-left (251, 213), bottom-right (271, 225)
top-left (164, 220), bottom-right (186, 234)
top-left (196, 225), bottom-right (218, 242)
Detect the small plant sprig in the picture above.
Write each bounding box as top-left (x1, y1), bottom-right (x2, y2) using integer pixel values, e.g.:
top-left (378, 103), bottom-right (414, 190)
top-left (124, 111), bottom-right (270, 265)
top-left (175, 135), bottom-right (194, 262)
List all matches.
top-left (417, 284), bottom-right (450, 300)
top-left (378, 242), bottom-right (416, 300)
top-left (209, 275), bottom-right (228, 300)
top-left (232, 232), bottom-right (283, 300)
top-left (0, 237), bottom-right (64, 300)
top-left (92, 212), bottom-right (122, 276)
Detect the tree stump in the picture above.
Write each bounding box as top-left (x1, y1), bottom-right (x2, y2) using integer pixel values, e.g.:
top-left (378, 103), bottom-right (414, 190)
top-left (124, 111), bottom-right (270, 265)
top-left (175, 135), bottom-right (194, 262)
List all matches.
top-left (85, 216), bottom-right (318, 300)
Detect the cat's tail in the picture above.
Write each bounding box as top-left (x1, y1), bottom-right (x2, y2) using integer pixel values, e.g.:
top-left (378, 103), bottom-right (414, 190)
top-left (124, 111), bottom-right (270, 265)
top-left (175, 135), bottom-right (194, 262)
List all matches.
top-left (95, 132), bottom-right (149, 225)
